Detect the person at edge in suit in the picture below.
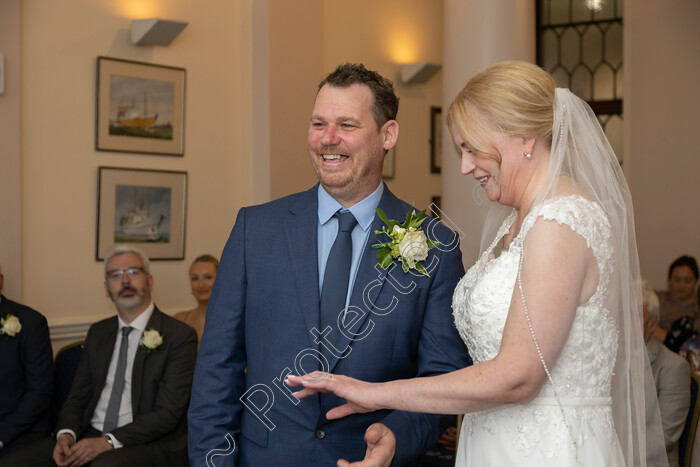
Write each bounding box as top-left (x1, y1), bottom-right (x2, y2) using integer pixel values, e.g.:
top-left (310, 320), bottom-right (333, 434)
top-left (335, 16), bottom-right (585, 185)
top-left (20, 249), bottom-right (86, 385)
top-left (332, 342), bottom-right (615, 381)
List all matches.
top-left (0, 246), bottom-right (197, 467)
top-left (187, 63), bottom-right (470, 467)
top-left (643, 281), bottom-right (691, 467)
top-left (0, 265), bottom-right (53, 457)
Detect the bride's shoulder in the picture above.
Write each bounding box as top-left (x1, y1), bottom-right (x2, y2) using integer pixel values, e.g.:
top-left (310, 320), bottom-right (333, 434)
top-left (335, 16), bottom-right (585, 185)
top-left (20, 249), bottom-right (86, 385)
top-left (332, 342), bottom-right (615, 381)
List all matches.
top-left (524, 195), bottom-right (610, 247)
top-left (532, 178), bottom-right (603, 221)
top-left (536, 195), bottom-right (603, 217)
top-left (547, 192), bottom-right (604, 212)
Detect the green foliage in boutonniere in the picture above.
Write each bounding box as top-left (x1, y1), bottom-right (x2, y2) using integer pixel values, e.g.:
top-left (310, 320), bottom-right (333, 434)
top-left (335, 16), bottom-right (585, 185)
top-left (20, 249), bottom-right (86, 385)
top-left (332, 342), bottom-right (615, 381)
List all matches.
top-left (371, 207), bottom-right (439, 276)
top-left (0, 313), bottom-right (21, 338)
top-left (140, 328), bottom-right (164, 352)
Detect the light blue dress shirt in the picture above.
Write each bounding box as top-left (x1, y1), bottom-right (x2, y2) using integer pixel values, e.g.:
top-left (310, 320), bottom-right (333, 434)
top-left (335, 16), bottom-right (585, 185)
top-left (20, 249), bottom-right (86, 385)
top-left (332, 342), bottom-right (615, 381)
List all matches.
top-left (317, 183), bottom-right (384, 314)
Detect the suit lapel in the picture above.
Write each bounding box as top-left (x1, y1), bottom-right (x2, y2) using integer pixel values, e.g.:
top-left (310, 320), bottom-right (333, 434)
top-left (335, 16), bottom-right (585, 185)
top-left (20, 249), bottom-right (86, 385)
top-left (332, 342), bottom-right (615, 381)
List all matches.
top-left (326, 187), bottom-right (405, 372)
top-left (131, 308), bottom-right (161, 411)
top-left (285, 188), bottom-right (321, 351)
top-left (96, 318), bottom-right (120, 394)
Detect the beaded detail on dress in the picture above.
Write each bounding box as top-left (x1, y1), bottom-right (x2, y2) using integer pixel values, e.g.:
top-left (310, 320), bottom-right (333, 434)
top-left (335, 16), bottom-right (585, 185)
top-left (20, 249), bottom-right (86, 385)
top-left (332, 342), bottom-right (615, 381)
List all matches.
top-left (452, 196), bottom-right (618, 458)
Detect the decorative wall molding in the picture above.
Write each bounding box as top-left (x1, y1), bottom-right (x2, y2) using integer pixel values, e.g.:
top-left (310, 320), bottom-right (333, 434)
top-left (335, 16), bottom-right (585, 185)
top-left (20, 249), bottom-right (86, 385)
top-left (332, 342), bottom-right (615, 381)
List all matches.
top-left (48, 314), bottom-right (111, 342)
top-left (50, 321), bottom-right (92, 342)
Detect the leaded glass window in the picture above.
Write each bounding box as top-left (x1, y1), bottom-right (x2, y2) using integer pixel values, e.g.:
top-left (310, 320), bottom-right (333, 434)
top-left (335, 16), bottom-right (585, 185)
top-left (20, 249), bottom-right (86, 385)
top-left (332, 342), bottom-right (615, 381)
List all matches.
top-left (537, 0), bottom-right (624, 163)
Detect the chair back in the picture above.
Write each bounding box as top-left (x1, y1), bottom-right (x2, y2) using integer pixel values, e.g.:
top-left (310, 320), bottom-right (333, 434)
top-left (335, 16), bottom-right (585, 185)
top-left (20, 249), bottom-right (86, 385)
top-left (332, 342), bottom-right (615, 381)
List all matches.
top-left (680, 372), bottom-right (700, 467)
top-left (50, 341), bottom-right (84, 430)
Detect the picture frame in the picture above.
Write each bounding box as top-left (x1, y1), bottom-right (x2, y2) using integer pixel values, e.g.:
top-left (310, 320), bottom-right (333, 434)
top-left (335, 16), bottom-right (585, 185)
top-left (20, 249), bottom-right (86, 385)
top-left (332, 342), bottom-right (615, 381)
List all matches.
top-left (95, 56), bottom-right (186, 156)
top-left (96, 167), bottom-right (187, 260)
top-left (382, 148), bottom-right (396, 179)
top-left (430, 106), bottom-right (442, 174)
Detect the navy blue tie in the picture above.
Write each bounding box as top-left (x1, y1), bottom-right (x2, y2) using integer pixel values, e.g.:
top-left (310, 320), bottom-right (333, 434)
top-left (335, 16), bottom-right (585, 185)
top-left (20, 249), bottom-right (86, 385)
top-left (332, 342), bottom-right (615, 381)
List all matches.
top-left (320, 211), bottom-right (358, 341)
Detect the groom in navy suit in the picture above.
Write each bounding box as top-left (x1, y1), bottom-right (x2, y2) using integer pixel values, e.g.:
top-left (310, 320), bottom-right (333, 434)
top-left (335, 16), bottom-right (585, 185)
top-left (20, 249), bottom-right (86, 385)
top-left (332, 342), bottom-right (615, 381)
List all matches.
top-left (188, 63), bottom-right (469, 466)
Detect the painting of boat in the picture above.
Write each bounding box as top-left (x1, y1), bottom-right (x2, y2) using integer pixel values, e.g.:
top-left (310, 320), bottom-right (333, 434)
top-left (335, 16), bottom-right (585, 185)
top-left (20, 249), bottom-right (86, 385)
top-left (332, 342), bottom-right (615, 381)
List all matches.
top-left (115, 94), bottom-right (158, 129)
top-left (108, 75), bottom-right (174, 140)
top-left (114, 185), bottom-right (171, 243)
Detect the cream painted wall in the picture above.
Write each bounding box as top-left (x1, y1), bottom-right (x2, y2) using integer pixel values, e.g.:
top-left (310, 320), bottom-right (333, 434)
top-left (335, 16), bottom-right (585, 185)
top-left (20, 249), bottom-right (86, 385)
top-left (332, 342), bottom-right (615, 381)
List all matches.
top-left (626, 0), bottom-right (700, 290)
top-left (0, 0), bottom-right (23, 301)
top-left (244, 0), bottom-right (272, 205)
top-left (268, 0), bottom-right (322, 199)
top-left (19, 0), bottom-right (251, 328)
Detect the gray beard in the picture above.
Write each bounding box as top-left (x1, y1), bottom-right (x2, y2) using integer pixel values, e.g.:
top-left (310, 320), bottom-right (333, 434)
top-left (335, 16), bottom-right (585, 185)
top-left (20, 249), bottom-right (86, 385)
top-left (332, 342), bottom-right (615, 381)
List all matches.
top-left (111, 292), bottom-right (147, 315)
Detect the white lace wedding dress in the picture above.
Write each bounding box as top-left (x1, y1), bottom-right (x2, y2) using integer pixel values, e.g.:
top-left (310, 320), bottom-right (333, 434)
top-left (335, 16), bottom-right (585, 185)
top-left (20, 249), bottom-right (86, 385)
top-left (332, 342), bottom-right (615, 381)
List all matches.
top-left (452, 196), bottom-right (625, 466)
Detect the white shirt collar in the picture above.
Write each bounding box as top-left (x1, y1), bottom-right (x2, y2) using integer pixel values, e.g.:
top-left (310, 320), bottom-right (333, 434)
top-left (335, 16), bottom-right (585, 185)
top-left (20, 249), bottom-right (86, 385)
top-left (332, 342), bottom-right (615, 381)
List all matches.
top-left (117, 301), bottom-right (155, 333)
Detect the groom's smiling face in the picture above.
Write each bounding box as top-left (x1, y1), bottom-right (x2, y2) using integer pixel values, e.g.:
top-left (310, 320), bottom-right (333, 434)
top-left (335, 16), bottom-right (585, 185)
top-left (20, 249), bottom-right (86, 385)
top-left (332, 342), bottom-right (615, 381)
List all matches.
top-left (308, 83), bottom-right (393, 207)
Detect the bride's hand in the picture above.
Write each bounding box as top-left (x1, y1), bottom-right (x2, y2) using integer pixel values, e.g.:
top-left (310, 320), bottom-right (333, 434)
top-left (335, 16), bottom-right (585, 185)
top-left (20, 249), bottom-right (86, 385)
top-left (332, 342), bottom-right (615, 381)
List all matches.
top-left (285, 372), bottom-right (381, 419)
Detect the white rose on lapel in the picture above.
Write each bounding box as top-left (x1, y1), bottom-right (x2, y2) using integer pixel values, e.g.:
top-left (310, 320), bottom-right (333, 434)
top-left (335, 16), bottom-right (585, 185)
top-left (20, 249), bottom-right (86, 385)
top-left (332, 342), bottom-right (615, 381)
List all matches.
top-left (397, 229), bottom-right (429, 269)
top-left (140, 328), bottom-right (164, 352)
top-left (372, 207), bottom-right (439, 276)
top-left (1, 314), bottom-right (21, 338)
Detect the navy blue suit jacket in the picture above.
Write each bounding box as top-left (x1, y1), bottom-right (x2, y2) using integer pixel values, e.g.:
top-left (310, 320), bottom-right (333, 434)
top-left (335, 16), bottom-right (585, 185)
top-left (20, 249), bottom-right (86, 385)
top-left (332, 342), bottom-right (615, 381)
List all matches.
top-left (0, 296), bottom-right (53, 456)
top-left (188, 185), bottom-right (469, 466)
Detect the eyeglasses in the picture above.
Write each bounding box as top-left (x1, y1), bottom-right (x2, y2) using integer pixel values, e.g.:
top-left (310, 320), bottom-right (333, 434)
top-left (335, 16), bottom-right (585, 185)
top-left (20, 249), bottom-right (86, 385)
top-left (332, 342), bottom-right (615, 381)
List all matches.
top-left (106, 267), bottom-right (146, 281)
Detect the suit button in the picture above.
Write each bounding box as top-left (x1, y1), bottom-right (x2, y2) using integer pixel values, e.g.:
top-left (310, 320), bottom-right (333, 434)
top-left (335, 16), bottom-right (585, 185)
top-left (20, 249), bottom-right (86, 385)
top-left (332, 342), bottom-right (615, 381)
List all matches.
top-left (315, 429), bottom-right (326, 439)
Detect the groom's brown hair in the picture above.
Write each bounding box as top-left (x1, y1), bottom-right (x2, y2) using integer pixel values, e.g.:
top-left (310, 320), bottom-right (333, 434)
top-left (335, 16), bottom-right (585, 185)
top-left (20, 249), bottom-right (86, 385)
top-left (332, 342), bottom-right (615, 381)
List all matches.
top-left (317, 63), bottom-right (399, 130)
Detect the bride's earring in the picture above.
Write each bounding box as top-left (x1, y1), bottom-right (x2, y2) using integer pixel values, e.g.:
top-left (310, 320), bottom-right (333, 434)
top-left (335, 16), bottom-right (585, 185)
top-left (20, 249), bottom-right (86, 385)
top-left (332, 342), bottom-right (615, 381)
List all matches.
top-left (524, 151), bottom-right (532, 159)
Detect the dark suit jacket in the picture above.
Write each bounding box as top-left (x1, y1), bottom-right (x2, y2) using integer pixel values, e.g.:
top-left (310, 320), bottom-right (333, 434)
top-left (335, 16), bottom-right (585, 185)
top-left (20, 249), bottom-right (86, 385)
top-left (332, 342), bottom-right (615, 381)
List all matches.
top-left (0, 296), bottom-right (53, 456)
top-left (57, 307), bottom-right (197, 466)
top-left (188, 184), bottom-right (469, 466)
top-left (647, 338), bottom-right (691, 467)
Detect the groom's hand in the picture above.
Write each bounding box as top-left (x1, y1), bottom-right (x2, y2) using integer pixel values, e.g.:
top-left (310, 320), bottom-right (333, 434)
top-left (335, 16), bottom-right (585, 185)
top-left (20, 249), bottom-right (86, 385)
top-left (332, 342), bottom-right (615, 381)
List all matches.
top-left (337, 423), bottom-right (395, 467)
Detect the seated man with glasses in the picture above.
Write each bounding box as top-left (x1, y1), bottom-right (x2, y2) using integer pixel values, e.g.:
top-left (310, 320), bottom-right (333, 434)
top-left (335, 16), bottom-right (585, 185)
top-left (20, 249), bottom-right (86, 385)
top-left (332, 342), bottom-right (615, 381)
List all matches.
top-left (0, 246), bottom-right (197, 467)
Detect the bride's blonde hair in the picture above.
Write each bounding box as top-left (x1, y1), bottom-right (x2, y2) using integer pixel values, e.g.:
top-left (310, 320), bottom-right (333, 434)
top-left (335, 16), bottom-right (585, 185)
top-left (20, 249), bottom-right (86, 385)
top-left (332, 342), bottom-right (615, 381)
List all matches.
top-left (447, 61), bottom-right (555, 163)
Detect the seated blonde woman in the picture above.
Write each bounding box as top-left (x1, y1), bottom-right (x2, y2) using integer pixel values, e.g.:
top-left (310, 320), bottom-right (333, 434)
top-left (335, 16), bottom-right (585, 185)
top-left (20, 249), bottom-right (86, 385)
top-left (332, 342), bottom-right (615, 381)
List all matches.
top-left (174, 254), bottom-right (218, 348)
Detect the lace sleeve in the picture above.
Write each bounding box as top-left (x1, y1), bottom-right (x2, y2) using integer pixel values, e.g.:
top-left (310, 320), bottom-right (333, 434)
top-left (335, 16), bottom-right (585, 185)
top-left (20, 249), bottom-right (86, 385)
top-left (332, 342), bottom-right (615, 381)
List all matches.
top-left (519, 196), bottom-right (612, 280)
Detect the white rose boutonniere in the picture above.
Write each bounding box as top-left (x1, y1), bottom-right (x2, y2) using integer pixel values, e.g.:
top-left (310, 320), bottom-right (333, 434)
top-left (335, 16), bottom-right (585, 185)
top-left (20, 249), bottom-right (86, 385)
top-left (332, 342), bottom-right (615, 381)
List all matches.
top-left (0, 313), bottom-right (22, 338)
top-left (140, 328), bottom-right (164, 352)
top-left (372, 207), bottom-right (439, 276)
top-left (397, 229), bottom-right (430, 269)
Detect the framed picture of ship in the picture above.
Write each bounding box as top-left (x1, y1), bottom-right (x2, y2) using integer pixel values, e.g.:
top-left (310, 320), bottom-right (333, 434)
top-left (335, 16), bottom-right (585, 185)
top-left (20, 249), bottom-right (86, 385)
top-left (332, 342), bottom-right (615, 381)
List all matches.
top-left (96, 167), bottom-right (187, 260)
top-left (96, 57), bottom-right (185, 156)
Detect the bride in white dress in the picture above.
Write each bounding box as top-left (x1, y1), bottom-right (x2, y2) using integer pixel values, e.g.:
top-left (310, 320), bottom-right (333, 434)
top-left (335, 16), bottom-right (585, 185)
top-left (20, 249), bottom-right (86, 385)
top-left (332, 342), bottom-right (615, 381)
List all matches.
top-left (288, 61), bottom-right (667, 466)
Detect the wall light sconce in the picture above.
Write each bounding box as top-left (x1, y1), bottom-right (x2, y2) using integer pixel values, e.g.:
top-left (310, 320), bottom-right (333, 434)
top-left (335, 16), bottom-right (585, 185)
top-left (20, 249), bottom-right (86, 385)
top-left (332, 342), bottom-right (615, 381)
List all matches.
top-left (131, 18), bottom-right (189, 46)
top-left (399, 62), bottom-right (442, 85)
